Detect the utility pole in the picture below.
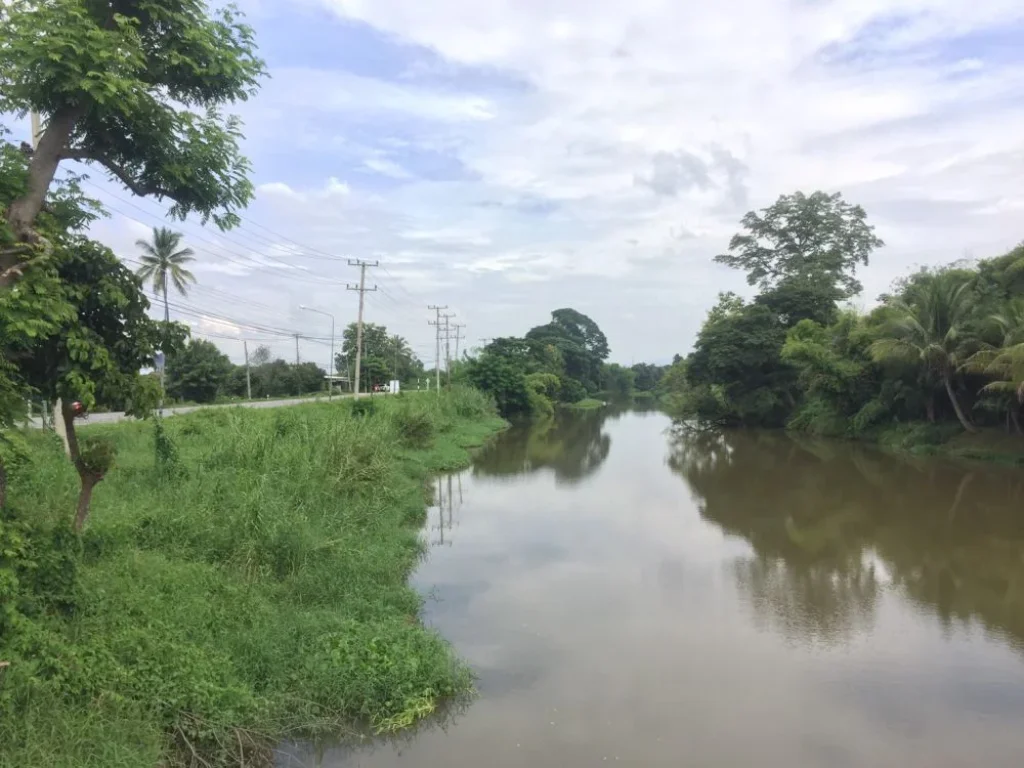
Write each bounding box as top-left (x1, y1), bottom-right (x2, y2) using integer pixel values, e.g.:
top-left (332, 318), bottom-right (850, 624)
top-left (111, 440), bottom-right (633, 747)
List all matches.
top-left (347, 259), bottom-right (378, 397)
top-left (300, 306), bottom-right (335, 401)
top-left (243, 340), bottom-right (252, 400)
top-left (441, 312), bottom-right (456, 388)
top-left (30, 115), bottom-right (70, 455)
top-left (452, 324), bottom-right (466, 362)
top-left (428, 305), bottom-right (447, 393)
top-left (294, 334), bottom-right (301, 365)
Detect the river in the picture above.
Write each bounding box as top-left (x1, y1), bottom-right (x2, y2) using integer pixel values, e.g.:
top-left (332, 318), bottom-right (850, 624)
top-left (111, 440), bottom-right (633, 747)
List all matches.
top-left (285, 407), bottom-right (1024, 767)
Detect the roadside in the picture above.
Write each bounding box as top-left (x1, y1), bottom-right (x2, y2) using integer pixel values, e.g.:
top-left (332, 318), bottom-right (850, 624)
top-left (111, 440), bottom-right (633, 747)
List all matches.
top-left (0, 389), bottom-right (505, 768)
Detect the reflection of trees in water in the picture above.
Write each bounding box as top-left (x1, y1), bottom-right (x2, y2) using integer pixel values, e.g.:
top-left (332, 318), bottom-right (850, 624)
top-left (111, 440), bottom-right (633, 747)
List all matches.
top-left (473, 409), bottom-right (611, 484)
top-left (669, 428), bottom-right (1024, 651)
top-left (734, 555), bottom-right (879, 648)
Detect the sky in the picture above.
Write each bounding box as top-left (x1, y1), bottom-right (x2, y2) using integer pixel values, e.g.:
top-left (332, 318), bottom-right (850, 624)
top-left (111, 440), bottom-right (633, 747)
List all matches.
top-left (28, 0), bottom-right (1024, 365)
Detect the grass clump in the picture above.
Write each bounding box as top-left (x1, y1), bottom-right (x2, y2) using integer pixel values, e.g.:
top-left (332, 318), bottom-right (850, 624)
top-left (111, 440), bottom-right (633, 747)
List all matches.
top-left (566, 398), bottom-right (605, 410)
top-left (0, 390), bottom-right (504, 767)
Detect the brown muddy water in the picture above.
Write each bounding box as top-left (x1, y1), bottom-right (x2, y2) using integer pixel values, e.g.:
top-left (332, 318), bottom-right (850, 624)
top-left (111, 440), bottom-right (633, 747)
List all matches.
top-left (282, 407), bottom-right (1024, 767)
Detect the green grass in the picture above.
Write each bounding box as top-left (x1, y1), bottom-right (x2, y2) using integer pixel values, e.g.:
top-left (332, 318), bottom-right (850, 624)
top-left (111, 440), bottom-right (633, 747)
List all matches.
top-left (565, 398), bottom-right (605, 410)
top-left (0, 388), bottom-right (504, 767)
top-left (874, 422), bottom-right (1024, 464)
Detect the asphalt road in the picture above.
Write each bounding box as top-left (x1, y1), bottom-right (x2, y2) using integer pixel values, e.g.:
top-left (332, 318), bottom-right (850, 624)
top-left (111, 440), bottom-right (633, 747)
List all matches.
top-left (28, 393), bottom-right (375, 428)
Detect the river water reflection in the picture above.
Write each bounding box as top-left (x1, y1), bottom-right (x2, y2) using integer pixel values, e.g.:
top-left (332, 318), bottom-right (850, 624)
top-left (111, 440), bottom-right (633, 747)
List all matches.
top-left (288, 408), bottom-right (1024, 767)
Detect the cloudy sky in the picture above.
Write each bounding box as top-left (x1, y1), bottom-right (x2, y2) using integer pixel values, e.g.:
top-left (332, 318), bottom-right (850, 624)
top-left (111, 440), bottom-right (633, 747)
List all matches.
top-left (60, 0), bottom-right (1024, 364)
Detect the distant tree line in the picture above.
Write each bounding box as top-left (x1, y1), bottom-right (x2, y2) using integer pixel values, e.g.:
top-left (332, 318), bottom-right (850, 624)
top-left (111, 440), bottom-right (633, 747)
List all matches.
top-left (164, 340), bottom-right (326, 404)
top-left (662, 189), bottom-right (1024, 440)
top-left (461, 307), bottom-right (664, 417)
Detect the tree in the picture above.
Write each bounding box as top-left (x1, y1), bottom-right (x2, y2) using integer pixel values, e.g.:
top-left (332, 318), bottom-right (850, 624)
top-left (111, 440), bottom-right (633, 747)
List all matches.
top-left (715, 191), bottom-right (884, 299)
top-left (135, 227), bottom-right (195, 322)
top-left (250, 344), bottom-right (272, 367)
top-left (335, 323), bottom-right (423, 386)
top-left (681, 293), bottom-right (797, 427)
top-left (3, 235), bottom-right (166, 528)
top-left (526, 308), bottom-right (609, 393)
top-left (0, 0), bottom-right (265, 285)
top-left (466, 351), bottom-right (531, 417)
top-left (166, 339), bottom-right (233, 404)
top-left (631, 363), bottom-right (665, 392)
top-left (870, 272), bottom-right (978, 432)
top-left (600, 363), bottom-right (635, 400)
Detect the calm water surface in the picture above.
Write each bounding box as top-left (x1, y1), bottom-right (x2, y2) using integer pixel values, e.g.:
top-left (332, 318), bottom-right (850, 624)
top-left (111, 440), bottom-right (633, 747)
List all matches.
top-left (289, 408), bottom-right (1024, 767)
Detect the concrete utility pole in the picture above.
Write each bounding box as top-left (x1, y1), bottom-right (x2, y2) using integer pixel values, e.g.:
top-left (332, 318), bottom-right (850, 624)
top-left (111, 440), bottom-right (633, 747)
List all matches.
top-left (294, 333), bottom-right (301, 365)
top-left (428, 305), bottom-right (447, 394)
top-left (30, 115), bottom-right (70, 455)
top-left (347, 259), bottom-right (378, 397)
top-left (452, 324), bottom-right (466, 362)
top-left (243, 340), bottom-right (252, 400)
top-left (441, 312), bottom-right (456, 388)
top-left (300, 306), bottom-right (335, 401)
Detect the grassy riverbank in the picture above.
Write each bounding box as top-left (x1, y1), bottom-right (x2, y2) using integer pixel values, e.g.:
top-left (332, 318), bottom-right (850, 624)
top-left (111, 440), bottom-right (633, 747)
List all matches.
top-left (0, 390), bottom-right (504, 767)
top-left (872, 422), bottom-right (1024, 464)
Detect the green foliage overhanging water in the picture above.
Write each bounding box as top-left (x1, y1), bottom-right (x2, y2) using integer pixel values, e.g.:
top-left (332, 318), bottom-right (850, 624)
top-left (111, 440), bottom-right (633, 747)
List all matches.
top-left (660, 190), bottom-right (1024, 460)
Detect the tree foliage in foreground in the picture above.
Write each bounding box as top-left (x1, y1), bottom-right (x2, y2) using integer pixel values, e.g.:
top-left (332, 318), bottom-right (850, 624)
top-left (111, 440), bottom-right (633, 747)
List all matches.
top-left (0, 0), bottom-right (265, 286)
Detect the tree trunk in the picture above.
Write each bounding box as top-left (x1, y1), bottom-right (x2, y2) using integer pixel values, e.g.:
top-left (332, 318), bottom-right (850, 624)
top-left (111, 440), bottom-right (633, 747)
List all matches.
top-left (74, 476), bottom-right (96, 532)
top-left (926, 392), bottom-right (936, 423)
top-left (62, 402), bottom-right (101, 531)
top-left (163, 284), bottom-right (169, 323)
top-left (943, 373), bottom-right (976, 433)
top-left (1, 105), bottom-right (86, 287)
top-left (1012, 407), bottom-right (1023, 436)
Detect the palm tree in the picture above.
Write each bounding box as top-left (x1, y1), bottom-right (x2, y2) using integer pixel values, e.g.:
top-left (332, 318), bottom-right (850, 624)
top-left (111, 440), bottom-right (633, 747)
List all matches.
top-left (870, 275), bottom-right (978, 432)
top-left (963, 298), bottom-right (1024, 432)
top-left (135, 227), bottom-right (196, 322)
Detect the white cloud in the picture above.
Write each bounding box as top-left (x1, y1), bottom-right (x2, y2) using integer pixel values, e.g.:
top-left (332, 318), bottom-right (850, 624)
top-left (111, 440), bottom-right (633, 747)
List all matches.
top-left (80, 0), bottom-right (1023, 365)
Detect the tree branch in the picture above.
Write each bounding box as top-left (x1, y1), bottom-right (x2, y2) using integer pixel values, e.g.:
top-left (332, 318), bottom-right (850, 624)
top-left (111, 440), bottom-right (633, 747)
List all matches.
top-left (61, 150), bottom-right (173, 198)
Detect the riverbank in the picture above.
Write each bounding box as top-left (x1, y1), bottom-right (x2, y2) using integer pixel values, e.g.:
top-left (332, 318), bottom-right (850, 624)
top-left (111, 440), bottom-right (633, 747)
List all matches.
top-left (872, 422), bottom-right (1024, 464)
top-left (0, 389), bottom-right (505, 768)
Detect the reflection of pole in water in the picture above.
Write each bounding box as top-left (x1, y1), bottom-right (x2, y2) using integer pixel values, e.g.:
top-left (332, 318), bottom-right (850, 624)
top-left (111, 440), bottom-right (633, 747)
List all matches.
top-left (458, 472), bottom-right (463, 505)
top-left (447, 474), bottom-right (454, 528)
top-left (437, 477), bottom-right (445, 545)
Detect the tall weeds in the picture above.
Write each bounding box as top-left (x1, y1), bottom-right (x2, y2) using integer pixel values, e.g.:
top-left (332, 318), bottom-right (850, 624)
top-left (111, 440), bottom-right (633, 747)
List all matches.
top-left (0, 391), bottom-right (503, 767)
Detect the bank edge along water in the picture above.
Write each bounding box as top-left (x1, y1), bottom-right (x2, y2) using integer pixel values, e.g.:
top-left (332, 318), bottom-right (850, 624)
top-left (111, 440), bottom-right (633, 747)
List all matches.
top-left (0, 389), bottom-right (506, 768)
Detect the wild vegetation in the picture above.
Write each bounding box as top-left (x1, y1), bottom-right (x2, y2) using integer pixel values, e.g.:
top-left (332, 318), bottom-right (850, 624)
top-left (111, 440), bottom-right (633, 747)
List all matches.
top-left (461, 308), bottom-right (663, 417)
top-left (164, 339), bottom-right (328, 404)
top-left (662, 189), bottom-right (1024, 458)
top-left (334, 322), bottom-right (425, 392)
top-left (0, 390), bottom-right (503, 768)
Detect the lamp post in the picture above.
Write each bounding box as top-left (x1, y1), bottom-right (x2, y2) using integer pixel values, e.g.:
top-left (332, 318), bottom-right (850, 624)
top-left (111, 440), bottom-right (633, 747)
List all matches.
top-left (300, 305), bottom-right (335, 401)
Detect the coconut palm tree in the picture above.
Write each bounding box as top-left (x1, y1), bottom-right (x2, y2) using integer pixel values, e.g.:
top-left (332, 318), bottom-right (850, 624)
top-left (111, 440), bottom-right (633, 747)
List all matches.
top-left (870, 274), bottom-right (978, 432)
top-left (963, 298), bottom-right (1024, 432)
top-left (135, 227), bottom-right (196, 322)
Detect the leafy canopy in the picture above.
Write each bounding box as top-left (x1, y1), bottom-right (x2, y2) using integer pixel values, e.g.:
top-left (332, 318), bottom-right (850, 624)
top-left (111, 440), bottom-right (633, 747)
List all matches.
top-left (0, 0), bottom-right (266, 228)
top-left (715, 191), bottom-right (884, 298)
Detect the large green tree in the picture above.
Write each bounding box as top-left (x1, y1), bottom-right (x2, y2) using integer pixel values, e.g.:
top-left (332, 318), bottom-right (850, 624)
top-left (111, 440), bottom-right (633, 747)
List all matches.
top-left (0, 0), bottom-right (265, 286)
top-left (135, 226), bottom-right (195, 322)
top-left (335, 323), bottom-right (423, 387)
top-left (526, 308), bottom-right (609, 393)
top-left (166, 338), bottom-right (232, 404)
top-left (715, 191), bottom-right (883, 299)
top-left (870, 272), bottom-right (978, 432)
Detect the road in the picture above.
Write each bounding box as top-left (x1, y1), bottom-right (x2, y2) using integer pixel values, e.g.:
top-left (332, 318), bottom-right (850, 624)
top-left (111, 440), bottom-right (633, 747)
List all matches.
top-left (28, 393), bottom-right (370, 428)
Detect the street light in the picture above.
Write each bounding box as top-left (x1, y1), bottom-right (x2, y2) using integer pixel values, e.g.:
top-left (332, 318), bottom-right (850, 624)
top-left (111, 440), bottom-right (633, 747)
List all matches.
top-left (300, 305), bottom-right (335, 401)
